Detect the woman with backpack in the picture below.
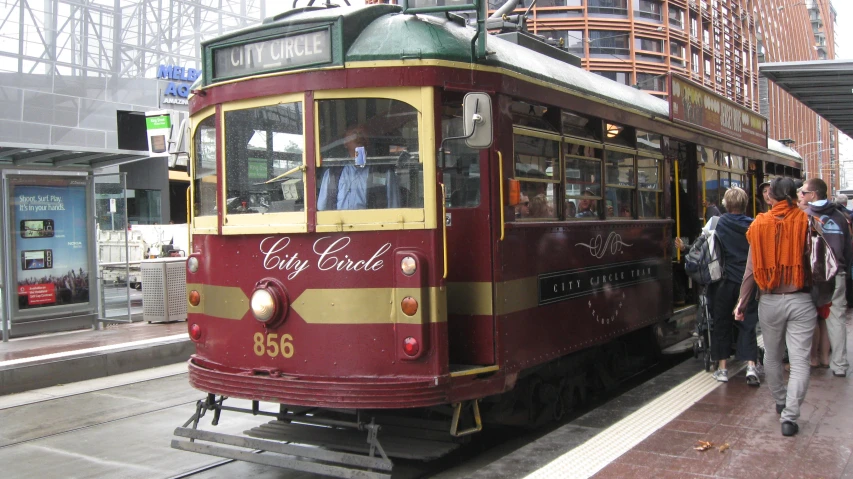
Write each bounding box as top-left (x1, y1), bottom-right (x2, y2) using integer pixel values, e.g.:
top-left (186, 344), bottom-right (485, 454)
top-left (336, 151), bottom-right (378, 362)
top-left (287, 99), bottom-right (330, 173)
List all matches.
top-left (677, 187), bottom-right (760, 385)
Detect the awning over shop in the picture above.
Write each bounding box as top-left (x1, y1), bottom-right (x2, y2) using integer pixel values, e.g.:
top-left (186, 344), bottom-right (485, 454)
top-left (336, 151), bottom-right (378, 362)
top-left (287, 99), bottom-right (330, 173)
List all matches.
top-left (759, 60), bottom-right (853, 138)
top-left (0, 143), bottom-right (151, 171)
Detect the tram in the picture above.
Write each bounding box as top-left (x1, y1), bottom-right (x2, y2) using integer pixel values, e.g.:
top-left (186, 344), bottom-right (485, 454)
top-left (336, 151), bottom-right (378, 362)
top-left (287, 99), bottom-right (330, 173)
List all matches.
top-left (171, 2), bottom-right (802, 476)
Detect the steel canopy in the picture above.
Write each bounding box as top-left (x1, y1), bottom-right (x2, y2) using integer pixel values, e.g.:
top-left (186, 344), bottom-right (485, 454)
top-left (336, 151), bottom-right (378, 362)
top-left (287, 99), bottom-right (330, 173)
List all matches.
top-left (759, 59), bottom-right (853, 138)
top-left (0, 143), bottom-right (150, 171)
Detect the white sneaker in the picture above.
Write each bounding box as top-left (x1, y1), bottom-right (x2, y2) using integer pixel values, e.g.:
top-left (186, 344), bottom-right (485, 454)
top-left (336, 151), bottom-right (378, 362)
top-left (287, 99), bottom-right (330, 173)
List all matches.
top-left (713, 369), bottom-right (728, 382)
top-left (746, 365), bottom-right (760, 387)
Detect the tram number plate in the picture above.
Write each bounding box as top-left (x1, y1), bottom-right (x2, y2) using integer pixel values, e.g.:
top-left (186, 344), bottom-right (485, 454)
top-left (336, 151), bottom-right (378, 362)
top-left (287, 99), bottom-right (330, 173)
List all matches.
top-left (253, 332), bottom-right (295, 359)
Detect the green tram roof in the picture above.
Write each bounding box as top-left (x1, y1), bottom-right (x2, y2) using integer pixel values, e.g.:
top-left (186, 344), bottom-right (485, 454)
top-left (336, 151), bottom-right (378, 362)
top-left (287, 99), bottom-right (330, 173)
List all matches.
top-left (208, 5), bottom-right (800, 164)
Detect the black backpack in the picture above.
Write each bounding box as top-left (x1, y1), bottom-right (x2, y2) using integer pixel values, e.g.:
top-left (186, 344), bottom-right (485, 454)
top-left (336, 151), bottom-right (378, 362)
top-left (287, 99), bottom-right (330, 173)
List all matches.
top-left (684, 220), bottom-right (725, 286)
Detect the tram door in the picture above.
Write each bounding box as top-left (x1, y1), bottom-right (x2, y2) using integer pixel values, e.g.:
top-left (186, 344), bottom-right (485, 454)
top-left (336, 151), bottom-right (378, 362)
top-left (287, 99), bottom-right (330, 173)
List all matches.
top-left (442, 92), bottom-right (497, 367)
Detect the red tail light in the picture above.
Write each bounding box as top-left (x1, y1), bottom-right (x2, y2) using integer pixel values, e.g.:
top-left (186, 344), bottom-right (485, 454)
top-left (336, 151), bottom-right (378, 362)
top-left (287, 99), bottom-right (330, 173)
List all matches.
top-left (189, 323), bottom-right (202, 341)
top-left (403, 337), bottom-right (419, 356)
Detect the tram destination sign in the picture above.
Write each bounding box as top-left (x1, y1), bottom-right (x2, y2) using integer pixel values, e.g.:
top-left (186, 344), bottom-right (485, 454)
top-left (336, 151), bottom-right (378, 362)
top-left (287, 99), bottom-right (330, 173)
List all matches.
top-left (538, 259), bottom-right (662, 306)
top-left (212, 28), bottom-right (332, 81)
top-left (669, 74), bottom-right (767, 149)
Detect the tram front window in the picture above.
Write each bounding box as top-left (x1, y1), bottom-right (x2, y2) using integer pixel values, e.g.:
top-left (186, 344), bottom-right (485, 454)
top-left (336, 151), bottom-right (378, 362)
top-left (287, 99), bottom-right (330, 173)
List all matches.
top-left (316, 98), bottom-right (423, 210)
top-left (224, 102), bottom-right (305, 214)
top-left (193, 115), bottom-right (217, 217)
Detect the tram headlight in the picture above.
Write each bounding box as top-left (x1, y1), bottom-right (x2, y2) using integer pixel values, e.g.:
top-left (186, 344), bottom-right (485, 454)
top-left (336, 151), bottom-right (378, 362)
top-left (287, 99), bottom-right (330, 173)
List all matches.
top-left (250, 278), bottom-right (289, 326)
top-left (400, 256), bottom-right (417, 276)
top-left (187, 256), bottom-right (199, 274)
top-left (251, 289), bottom-right (277, 323)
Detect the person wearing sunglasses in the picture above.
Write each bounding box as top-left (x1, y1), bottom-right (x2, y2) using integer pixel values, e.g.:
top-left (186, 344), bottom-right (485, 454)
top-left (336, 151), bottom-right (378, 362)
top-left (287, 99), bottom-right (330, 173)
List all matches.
top-left (802, 178), bottom-right (851, 379)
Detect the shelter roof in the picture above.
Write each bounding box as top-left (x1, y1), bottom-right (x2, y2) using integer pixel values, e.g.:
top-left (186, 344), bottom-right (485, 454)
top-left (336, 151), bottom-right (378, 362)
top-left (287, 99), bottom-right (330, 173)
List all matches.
top-left (759, 60), bottom-right (853, 137)
top-left (0, 143), bottom-right (150, 171)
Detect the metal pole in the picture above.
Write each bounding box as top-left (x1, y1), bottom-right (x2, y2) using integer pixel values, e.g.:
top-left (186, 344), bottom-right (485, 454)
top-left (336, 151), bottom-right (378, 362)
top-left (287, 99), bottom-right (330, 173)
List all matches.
top-left (123, 173), bottom-right (131, 322)
top-left (1, 176), bottom-right (9, 342)
top-left (91, 173), bottom-right (103, 330)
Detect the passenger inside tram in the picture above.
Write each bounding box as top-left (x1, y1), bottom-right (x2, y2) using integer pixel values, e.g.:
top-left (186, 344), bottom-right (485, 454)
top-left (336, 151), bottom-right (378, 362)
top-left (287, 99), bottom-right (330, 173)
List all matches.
top-left (576, 190), bottom-right (597, 218)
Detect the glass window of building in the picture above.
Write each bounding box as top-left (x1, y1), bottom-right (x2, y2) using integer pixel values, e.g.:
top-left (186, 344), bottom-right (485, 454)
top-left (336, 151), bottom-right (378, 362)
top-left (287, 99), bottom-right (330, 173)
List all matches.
top-left (636, 73), bottom-right (666, 92)
top-left (225, 102), bottom-right (305, 215)
top-left (548, 30), bottom-right (584, 53)
top-left (636, 37), bottom-right (663, 52)
top-left (670, 40), bottom-right (685, 59)
top-left (668, 5), bottom-right (684, 28)
top-left (592, 71), bottom-right (631, 85)
top-left (588, 0), bottom-right (628, 16)
top-left (588, 30), bottom-right (630, 56)
top-left (316, 98), bottom-right (423, 211)
top-left (634, 0), bottom-right (662, 21)
top-left (692, 52), bottom-right (700, 73)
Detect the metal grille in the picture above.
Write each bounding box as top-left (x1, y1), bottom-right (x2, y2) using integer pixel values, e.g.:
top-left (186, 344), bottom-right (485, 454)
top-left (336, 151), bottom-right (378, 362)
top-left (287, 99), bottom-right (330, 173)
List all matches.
top-left (142, 258), bottom-right (187, 322)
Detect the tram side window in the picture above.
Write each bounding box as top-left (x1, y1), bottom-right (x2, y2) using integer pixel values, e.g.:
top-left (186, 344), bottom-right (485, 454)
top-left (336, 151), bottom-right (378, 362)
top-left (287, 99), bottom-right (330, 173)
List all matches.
top-left (564, 143), bottom-right (601, 219)
top-left (441, 100), bottom-right (480, 208)
top-left (638, 157), bottom-right (663, 218)
top-left (514, 134), bottom-right (559, 220)
top-left (605, 150), bottom-right (635, 218)
top-left (316, 98), bottom-right (423, 211)
top-left (193, 115), bottom-right (217, 217)
top-left (224, 102), bottom-right (304, 215)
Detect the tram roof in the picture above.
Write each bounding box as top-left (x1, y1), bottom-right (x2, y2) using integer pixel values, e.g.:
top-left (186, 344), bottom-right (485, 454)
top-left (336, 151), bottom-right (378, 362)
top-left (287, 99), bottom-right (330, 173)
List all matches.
top-left (760, 60), bottom-right (853, 138)
top-left (226, 5), bottom-right (801, 164)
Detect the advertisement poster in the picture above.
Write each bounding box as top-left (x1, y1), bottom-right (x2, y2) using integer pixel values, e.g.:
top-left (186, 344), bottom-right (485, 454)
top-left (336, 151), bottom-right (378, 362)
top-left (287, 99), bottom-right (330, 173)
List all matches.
top-left (13, 177), bottom-right (90, 310)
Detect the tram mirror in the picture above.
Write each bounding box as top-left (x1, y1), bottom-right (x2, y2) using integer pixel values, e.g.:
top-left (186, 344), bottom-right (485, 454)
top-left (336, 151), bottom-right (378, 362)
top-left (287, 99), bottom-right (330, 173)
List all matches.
top-left (463, 93), bottom-right (493, 149)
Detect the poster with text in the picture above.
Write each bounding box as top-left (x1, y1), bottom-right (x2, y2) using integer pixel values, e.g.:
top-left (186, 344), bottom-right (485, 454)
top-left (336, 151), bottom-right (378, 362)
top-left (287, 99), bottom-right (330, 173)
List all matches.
top-left (13, 177), bottom-right (90, 309)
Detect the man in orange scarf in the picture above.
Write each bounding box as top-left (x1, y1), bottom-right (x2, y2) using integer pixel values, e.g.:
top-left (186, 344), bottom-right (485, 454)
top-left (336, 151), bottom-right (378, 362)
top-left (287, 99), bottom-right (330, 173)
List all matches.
top-left (735, 177), bottom-right (816, 437)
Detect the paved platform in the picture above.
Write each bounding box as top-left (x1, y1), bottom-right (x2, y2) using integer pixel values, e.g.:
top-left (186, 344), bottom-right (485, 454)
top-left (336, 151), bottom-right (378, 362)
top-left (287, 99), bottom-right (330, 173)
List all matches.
top-left (0, 322), bottom-right (192, 396)
top-left (473, 311), bottom-right (853, 479)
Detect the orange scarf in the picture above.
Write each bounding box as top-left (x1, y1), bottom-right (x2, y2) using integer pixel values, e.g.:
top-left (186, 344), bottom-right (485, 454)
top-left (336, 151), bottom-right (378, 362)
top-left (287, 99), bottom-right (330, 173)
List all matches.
top-left (746, 201), bottom-right (808, 291)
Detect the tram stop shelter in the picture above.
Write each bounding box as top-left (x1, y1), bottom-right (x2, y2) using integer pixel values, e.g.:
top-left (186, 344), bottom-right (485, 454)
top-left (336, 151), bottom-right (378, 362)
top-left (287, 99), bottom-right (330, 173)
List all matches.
top-left (759, 59), bottom-right (853, 138)
top-left (0, 144), bottom-right (149, 341)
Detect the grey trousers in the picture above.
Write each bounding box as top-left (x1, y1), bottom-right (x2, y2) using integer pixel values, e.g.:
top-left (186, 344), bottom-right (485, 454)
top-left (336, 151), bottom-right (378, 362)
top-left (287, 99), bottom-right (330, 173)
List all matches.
top-left (758, 292), bottom-right (817, 424)
top-left (827, 273), bottom-right (849, 375)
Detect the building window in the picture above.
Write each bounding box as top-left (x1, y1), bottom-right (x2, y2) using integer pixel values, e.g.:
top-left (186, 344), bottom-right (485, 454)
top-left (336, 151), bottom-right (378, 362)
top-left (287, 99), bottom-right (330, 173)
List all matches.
top-left (670, 40), bottom-right (685, 58)
top-left (692, 52), bottom-right (700, 73)
top-left (588, 30), bottom-right (630, 55)
top-left (690, 15), bottom-right (699, 38)
top-left (636, 37), bottom-right (663, 52)
top-left (636, 73), bottom-right (666, 92)
top-left (592, 71), bottom-right (631, 85)
top-left (547, 30), bottom-right (585, 53)
top-left (588, 0), bottom-right (628, 16)
top-left (669, 5), bottom-right (684, 28)
top-left (634, 0), bottom-right (662, 21)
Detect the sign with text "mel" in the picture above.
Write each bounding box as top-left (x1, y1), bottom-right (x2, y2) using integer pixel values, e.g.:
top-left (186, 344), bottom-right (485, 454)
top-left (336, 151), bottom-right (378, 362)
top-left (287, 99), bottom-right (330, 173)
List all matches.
top-left (213, 29), bottom-right (332, 81)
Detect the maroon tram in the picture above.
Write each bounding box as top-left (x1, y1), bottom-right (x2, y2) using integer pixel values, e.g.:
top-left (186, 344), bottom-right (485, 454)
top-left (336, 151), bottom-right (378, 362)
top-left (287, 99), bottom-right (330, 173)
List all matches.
top-left (171, 2), bottom-right (802, 476)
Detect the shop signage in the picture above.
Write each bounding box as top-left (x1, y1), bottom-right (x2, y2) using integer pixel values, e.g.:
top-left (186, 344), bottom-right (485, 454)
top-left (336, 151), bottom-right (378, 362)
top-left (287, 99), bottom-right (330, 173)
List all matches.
top-left (212, 28), bottom-right (332, 81)
top-left (669, 74), bottom-right (768, 149)
top-left (157, 64), bottom-right (201, 106)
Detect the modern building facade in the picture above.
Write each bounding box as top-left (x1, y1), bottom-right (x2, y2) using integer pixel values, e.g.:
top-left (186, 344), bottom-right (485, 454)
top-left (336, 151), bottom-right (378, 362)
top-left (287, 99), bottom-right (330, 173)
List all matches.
top-left (0, 0), bottom-right (270, 224)
top-left (512, 0), bottom-right (839, 190)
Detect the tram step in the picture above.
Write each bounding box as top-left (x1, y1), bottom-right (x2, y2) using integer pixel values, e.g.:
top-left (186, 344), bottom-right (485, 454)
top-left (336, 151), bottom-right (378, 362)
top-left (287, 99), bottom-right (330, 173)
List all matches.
top-left (173, 426), bottom-right (392, 479)
top-left (247, 420), bottom-right (461, 460)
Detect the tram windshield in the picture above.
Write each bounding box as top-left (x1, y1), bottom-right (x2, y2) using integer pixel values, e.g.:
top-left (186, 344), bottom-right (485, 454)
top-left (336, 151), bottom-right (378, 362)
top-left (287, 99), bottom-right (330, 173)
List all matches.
top-left (223, 102), bottom-right (305, 215)
top-left (316, 98), bottom-right (423, 211)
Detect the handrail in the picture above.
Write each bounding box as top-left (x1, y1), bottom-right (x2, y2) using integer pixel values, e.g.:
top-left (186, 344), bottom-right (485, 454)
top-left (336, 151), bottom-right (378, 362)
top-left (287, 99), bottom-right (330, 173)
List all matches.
top-left (498, 150), bottom-right (505, 241)
top-left (751, 174), bottom-right (757, 218)
top-left (675, 159), bottom-right (681, 262)
top-left (442, 183), bottom-right (448, 279)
